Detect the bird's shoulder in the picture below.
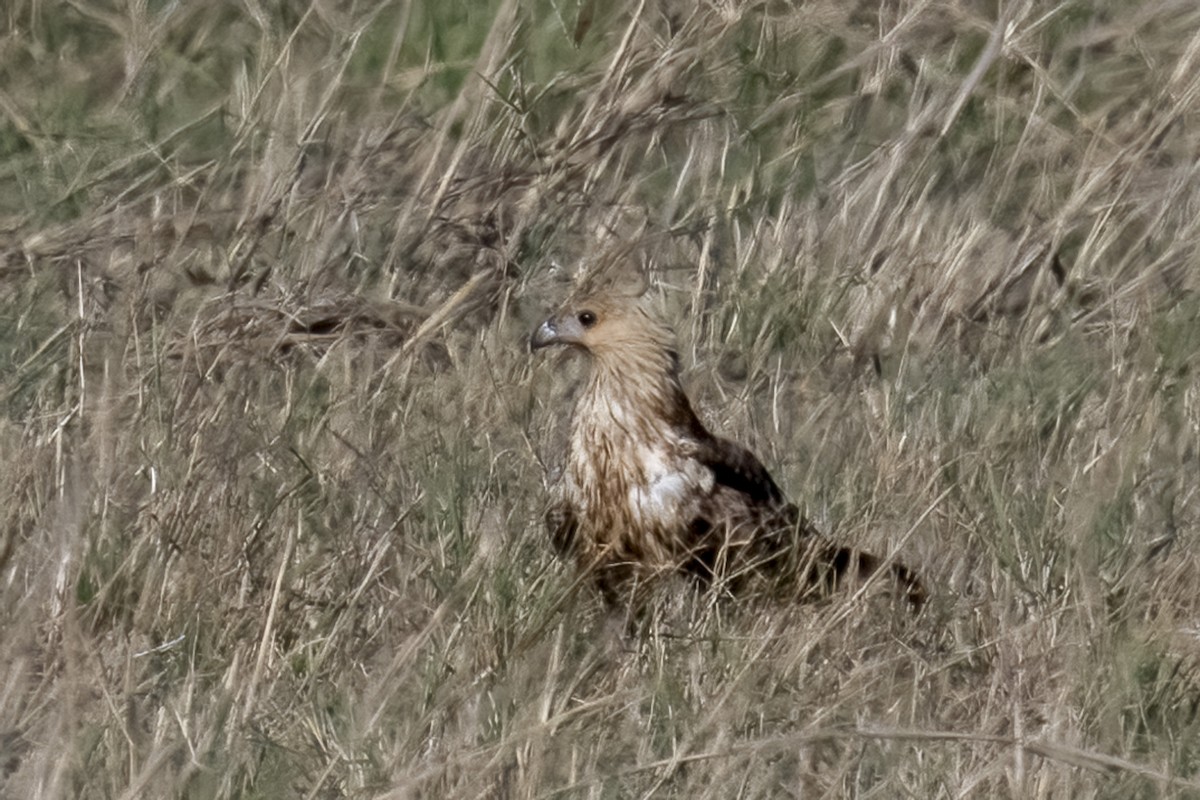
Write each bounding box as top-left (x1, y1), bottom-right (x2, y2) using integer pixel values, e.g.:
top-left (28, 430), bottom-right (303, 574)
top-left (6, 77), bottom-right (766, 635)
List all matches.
top-left (680, 427), bottom-right (788, 509)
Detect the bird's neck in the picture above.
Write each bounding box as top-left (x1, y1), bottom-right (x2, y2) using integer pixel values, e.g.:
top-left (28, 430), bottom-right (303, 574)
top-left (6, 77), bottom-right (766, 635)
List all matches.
top-left (576, 346), bottom-right (696, 437)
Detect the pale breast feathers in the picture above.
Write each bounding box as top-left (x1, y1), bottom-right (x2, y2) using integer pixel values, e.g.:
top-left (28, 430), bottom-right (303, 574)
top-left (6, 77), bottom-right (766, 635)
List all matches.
top-left (568, 394), bottom-right (714, 537)
top-left (625, 443), bottom-right (714, 530)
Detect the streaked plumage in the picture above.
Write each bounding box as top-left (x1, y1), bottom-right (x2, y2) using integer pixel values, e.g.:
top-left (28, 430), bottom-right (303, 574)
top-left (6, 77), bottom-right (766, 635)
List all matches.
top-left (531, 295), bottom-right (925, 609)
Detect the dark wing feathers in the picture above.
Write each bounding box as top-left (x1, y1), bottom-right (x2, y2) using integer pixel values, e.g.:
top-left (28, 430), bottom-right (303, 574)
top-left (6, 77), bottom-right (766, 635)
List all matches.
top-left (690, 434), bottom-right (788, 508)
top-left (686, 430), bottom-right (926, 607)
top-left (688, 432), bottom-right (819, 542)
top-left (681, 432), bottom-right (808, 586)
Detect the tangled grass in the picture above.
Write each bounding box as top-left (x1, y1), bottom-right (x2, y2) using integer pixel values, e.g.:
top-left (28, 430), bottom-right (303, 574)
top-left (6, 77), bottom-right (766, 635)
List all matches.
top-left (2, 0), bottom-right (1199, 796)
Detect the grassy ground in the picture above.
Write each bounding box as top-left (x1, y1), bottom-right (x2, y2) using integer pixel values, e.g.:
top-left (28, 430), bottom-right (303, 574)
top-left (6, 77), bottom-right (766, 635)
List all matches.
top-left (2, 0), bottom-right (1200, 796)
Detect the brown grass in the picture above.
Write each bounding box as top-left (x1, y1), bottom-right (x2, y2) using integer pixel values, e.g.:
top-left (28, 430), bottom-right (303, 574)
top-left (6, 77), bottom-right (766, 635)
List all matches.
top-left (2, 0), bottom-right (1199, 797)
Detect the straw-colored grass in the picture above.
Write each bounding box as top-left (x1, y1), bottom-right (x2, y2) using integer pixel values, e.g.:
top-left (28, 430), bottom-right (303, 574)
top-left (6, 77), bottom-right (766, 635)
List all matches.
top-left (2, 0), bottom-right (1199, 796)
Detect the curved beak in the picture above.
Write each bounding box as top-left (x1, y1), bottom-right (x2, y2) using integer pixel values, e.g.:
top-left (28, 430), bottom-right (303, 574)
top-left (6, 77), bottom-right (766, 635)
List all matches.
top-left (531, 312), bottom-right (588, 352)
top-left (529, 318), bottom-right (561, 352)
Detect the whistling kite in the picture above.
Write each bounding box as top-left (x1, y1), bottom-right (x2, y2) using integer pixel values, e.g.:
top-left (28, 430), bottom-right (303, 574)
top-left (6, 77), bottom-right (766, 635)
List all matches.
top-left (531, 294), bottom-right (924, 609)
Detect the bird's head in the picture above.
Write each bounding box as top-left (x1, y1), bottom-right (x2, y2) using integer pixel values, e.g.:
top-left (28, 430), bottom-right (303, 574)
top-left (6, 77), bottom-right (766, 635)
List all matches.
top-left (530, 294), bottom-right (685, 410)
top-left (529, 300), bottom-right (605, 353)
top-left (530, 296), bottom-right (675, 363)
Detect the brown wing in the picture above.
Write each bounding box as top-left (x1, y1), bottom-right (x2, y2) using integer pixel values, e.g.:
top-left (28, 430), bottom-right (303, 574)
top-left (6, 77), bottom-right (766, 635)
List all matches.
top-left (691, 434), bottom-right (790, 510)
top-left (687, 433), bottom-right (925, 607)
top-left (681, 434), bottom-right (813, 584)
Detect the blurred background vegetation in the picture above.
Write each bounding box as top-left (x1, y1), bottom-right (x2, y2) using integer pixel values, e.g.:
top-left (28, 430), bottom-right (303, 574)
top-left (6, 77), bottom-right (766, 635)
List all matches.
top-left (2, 0), bottom-right (1199, 796)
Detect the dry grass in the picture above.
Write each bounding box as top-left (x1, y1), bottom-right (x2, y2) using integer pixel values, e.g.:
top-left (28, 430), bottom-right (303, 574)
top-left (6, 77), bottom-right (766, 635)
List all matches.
top-left (2, 0), bottom-right (1200, 797)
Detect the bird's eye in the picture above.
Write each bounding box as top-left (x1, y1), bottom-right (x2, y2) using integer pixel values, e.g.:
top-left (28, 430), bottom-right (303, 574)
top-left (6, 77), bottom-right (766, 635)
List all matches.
top-left (578, 310), bottom-right (597, 328)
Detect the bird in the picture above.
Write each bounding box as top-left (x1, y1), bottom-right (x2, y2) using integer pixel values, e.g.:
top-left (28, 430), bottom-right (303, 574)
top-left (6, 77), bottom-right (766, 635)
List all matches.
top-left (530, 291), bottom-right (925, 612)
